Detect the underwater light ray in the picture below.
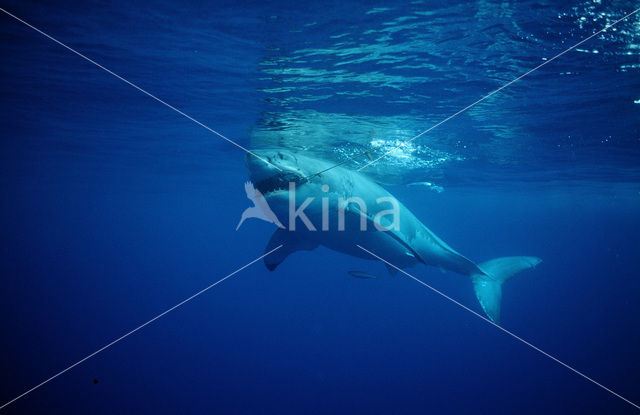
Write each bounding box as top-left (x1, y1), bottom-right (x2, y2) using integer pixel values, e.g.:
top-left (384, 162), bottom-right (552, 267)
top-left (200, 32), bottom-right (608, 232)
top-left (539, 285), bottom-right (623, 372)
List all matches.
top-left (313, 7), bottom-right (640, 175)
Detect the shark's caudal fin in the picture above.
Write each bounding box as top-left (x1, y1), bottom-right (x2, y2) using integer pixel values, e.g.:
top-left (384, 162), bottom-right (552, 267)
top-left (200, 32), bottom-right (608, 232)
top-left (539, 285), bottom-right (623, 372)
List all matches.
top-left (471, 256), bottom-right (542, 324)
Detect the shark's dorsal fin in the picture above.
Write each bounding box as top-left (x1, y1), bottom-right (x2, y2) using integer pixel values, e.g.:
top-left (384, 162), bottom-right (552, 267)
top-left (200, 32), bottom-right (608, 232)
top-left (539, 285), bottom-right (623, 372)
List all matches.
top-left (264, 228), bottom-right (318, 271)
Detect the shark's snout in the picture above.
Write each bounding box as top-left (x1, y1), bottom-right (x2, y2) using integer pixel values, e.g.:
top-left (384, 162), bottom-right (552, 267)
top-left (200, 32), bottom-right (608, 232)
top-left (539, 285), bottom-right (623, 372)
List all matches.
top-left (246, 151), bottom-right (278, 181)
top-left (246, 150), bottom-right (307, 196)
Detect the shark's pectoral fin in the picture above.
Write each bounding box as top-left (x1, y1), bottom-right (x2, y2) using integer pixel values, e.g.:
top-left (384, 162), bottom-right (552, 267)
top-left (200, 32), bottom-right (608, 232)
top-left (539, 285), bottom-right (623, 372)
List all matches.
top-left (385, 264), bottom-right (398, 277)
top-left (346, 204), bottom-right (426, 265)
top-left (264, 228), bottom-right (318, 271)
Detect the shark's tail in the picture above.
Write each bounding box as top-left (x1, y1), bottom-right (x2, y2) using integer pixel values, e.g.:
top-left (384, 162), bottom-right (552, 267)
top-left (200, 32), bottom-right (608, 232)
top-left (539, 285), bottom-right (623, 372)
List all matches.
top-left (471, 256), bottom-right (542, 324)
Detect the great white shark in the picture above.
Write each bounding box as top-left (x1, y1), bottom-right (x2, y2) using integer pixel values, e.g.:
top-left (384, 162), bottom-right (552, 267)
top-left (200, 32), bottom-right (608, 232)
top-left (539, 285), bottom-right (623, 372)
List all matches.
top-left (246, 149), bottom-right (541, 323)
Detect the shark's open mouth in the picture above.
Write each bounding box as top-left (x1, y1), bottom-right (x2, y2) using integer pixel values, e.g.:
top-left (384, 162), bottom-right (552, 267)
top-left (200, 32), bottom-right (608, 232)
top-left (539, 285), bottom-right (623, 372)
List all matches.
top-left (255, 172), bottom-right (307, 195)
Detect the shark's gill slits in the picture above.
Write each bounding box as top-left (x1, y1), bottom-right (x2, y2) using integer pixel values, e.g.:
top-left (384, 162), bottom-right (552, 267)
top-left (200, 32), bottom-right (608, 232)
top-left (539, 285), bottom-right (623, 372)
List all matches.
top-left (255, 172), bottom-right (307, 195)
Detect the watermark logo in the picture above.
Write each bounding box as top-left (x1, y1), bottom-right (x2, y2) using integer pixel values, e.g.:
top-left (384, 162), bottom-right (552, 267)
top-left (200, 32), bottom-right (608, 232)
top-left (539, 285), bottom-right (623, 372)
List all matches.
top-left (236, 182), bottom-right (285, 230)
top-left (236, 181), bottom-right (400, 232)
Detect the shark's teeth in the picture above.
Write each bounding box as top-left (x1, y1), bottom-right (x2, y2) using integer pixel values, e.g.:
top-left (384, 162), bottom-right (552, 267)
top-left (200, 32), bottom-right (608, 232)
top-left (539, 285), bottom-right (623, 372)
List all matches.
top-left (255, 172), bottom-right (307, 195)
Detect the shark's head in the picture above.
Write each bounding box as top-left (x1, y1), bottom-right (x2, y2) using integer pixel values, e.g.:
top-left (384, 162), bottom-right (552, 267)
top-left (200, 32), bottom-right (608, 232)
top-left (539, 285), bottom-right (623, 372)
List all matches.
top-left (245, 149), bottom-right (368, 231)
top-left (246, 149), bottom-right (320, 197)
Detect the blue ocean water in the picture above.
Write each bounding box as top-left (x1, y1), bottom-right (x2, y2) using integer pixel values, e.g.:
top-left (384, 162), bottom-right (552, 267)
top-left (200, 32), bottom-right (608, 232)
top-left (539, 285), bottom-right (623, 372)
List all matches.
top-left (1, 0), bottom-right (639, 413)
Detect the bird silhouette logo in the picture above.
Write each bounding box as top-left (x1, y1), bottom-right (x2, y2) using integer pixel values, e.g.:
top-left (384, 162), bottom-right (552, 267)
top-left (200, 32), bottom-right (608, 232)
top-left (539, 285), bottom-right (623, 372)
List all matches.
top-left (236, 181), bottom-right (284, 230)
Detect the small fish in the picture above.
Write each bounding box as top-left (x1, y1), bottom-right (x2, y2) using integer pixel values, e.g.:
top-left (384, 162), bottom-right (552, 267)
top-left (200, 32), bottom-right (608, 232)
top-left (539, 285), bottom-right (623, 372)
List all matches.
top-left (407, 181), bottom-right (444, 193)
top-left (348, 270), bottom-right (378, 279)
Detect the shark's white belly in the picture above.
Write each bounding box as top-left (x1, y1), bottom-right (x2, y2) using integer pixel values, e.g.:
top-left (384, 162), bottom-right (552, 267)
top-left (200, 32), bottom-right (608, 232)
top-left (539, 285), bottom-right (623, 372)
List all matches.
top-left (266, 192), bottom-right (421, 268)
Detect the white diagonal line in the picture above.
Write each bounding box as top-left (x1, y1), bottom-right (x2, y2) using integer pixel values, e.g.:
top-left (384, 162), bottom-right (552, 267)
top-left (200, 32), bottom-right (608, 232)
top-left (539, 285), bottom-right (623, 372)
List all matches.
top-left (356, 244), bottom-right (640, 410)
top-left (0, 245), bottom-right (282, 411)
top-left (0, 7), bottom-right (281, 171)
top-left (358, 7), bottom-right (640, 171)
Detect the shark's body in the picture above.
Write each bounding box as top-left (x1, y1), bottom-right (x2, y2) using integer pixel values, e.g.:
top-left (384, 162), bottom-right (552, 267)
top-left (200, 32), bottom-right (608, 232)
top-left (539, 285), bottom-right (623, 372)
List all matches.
top-left (246, 149), bottom-right (541, 323)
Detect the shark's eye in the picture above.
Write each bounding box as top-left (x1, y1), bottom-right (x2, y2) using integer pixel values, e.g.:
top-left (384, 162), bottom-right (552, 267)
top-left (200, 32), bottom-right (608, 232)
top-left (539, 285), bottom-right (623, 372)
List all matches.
top-left (278, 153), bottom-right (285, 160)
